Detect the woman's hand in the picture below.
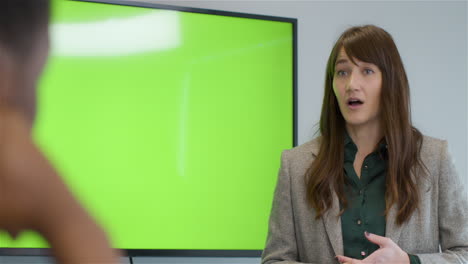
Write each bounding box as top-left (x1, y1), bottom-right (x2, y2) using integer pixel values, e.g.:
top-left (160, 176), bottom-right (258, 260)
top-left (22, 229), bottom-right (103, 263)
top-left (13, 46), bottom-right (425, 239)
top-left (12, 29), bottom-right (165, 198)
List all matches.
top-left (336, 232), bottom-right (410, 264)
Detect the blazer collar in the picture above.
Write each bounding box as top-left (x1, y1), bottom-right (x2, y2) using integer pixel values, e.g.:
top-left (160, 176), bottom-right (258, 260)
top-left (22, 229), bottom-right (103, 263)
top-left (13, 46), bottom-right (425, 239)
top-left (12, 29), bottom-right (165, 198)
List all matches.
top-left (310, 137), bottom-right (321, 157)
top-left (310, 138), bottom-right (343, 255)
top-left (322, 192), bottom-right (344, 257)
top-left (385, 204), bottom-right (404, 243)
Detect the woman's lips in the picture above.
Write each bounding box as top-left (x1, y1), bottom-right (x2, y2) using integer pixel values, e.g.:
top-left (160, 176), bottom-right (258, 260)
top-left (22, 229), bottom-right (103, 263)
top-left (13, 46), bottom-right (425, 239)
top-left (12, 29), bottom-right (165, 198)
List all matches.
top-left (347, 102), bottom-right (363, 110)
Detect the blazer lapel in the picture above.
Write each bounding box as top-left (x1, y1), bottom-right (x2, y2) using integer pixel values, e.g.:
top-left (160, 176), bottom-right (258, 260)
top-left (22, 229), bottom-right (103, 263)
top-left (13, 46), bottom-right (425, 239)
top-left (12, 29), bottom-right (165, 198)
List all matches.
top-left (385, 170), bottom-right (418, 243)
top-left (311, 140), bottom-right (344, 256)
top-left (385, 204), bottom-right (403, 243)
top-left (322, 192), bottom-right (344, 257)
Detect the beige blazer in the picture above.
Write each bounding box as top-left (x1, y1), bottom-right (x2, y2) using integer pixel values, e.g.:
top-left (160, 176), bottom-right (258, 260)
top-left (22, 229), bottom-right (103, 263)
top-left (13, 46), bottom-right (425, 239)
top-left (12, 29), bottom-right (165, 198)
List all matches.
top-left (261, 136), bottom-right (468, 264)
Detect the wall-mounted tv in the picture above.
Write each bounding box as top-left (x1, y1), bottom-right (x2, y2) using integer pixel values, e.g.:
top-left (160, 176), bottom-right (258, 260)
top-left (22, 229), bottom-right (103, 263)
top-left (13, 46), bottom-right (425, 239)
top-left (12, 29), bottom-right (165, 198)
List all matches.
top-left (0, 0), bottom-right (297, 257)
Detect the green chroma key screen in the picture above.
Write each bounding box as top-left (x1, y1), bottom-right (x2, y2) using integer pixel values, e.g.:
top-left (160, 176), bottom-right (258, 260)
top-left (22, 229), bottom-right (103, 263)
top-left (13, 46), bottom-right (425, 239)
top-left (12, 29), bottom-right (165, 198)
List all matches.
top-left (0, 0), bottom-right (295, 250)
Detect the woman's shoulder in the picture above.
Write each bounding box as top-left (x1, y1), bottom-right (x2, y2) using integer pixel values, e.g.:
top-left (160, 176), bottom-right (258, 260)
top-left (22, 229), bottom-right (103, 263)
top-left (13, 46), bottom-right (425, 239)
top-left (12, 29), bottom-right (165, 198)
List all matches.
top-left (284, 137), bottom-right (321, 156)
top-left (418, 134), bottom-right (454, 184)
top-left (421, 134), bottom-right (446, 146)
top-left (420, 134), bottom-right (448, 159)
top-left (280, 137), bottom-right (321, 168)
top-left (278, 138), bottom-right (321, 179)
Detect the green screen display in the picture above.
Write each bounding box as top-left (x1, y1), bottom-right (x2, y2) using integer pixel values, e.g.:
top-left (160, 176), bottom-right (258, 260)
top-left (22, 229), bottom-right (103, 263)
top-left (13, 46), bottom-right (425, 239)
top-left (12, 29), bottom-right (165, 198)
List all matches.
top-left (0, 0), bottom-right (294, 250)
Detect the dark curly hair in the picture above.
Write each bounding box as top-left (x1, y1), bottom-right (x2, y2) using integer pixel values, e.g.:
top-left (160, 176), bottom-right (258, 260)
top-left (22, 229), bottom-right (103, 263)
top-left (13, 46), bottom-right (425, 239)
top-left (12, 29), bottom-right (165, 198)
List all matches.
top-left (0, 0), bottom-right (50, 61)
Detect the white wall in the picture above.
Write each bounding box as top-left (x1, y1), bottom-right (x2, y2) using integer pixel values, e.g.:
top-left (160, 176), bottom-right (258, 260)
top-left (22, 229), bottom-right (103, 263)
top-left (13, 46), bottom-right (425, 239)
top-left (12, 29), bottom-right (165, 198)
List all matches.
top-left (5, 1), bottom-right (467, 263)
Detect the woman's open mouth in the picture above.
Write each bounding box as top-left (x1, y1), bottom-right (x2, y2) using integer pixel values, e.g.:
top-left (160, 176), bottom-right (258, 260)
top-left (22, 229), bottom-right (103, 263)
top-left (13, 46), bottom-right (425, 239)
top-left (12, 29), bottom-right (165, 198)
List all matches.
top-left (347, 98), bottom-right (363, 110)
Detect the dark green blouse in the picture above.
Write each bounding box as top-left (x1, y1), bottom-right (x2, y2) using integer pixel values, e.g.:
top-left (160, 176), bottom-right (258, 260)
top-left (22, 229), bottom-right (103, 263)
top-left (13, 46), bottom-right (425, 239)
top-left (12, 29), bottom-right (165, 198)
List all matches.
top-left (340, 133), bottom-right (420, 264)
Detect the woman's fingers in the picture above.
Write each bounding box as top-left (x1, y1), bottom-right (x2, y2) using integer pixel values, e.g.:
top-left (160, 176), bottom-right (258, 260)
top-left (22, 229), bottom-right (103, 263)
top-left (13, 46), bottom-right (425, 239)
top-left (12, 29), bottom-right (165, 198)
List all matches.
top-left (336, 255), bottom-right (361, 263)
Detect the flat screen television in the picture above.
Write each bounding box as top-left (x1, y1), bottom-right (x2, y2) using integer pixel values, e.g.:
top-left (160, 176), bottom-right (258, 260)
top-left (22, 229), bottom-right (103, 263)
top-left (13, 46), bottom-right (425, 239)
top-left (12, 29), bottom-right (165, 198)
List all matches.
top-left (0, 0), bottom-right (297, 257)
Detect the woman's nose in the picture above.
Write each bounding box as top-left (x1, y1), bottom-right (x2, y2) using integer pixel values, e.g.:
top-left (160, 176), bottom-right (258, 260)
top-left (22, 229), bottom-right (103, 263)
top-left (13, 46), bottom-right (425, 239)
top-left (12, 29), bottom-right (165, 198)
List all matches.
top-left (345, 72), bottom-right (360, 92)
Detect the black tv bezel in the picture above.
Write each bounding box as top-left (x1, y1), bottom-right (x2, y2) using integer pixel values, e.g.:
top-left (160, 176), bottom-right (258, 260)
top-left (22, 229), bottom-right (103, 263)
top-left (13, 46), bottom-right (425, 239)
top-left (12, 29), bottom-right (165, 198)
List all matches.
top-left (0, 0), bottom-right (298, 259)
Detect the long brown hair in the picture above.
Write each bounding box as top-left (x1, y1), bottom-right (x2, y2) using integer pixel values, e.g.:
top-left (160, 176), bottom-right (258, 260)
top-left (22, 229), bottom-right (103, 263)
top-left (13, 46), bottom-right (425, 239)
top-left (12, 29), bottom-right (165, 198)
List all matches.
top-left (305, 25), bottom-right (426, 225)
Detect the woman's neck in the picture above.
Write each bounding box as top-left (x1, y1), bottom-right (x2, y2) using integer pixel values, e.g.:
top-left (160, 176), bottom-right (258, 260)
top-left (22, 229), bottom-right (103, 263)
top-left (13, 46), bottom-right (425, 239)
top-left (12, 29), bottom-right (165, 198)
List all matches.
top-left (346, 122), bottom-right (383, 155)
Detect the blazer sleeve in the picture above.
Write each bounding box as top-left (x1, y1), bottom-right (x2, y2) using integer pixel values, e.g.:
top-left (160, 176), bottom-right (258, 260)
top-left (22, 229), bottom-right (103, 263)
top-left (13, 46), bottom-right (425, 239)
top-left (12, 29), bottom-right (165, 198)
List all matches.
top-left (261, 150), bottom-right (319, 264)
top-left (417, 140), bottom-right (468, 263)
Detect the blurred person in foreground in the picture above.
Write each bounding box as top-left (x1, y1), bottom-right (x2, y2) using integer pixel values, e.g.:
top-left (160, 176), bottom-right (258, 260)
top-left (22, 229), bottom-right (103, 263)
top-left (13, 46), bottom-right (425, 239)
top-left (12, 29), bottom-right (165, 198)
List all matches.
top-left (0, 1), bottom-right (120, 263)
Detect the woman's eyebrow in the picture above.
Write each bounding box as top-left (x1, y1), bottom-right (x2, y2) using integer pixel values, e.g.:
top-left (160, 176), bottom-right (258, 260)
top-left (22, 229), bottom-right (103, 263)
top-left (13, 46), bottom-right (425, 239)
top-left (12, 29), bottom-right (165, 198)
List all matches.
top-left (336, 58), bottom-right (348, 65)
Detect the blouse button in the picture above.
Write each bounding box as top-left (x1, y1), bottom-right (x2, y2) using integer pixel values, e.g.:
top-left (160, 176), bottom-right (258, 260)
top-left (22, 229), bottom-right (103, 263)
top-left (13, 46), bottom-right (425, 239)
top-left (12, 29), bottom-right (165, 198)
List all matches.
top-left (361, 251), bottom-right (366, 256)
top-left (357, 220), bottom-right (362, 225)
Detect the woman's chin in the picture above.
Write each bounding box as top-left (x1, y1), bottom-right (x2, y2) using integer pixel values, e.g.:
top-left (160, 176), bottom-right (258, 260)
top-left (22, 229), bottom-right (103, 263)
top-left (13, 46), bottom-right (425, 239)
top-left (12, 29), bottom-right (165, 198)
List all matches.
top-left (344, 118), bottom-right (372, 128)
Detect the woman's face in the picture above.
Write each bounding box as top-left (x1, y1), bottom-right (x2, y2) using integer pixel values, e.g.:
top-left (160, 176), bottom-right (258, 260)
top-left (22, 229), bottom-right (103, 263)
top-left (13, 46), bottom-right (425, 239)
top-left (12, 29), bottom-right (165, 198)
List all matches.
top-left (333, 48), bottom-right (382, 129)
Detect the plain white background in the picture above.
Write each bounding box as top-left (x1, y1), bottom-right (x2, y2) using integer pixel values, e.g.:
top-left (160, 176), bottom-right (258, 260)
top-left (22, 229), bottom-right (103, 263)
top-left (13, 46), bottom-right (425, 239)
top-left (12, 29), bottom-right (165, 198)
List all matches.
top-left (3, 1), bottom-right (467, 263)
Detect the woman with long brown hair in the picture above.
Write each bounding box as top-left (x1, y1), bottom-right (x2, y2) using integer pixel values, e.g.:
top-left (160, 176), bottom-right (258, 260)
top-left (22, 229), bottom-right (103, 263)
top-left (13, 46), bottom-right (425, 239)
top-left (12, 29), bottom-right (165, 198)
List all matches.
top-left (262, 25), bottom-right (468, 264)
top-left (0, 1), bottom-right (120, 263)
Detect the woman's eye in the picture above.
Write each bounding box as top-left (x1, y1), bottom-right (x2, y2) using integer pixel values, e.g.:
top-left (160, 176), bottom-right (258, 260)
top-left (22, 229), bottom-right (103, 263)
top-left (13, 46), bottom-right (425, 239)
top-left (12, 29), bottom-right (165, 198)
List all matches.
top-left (364, 68), bottom-right (374, 74)
top-left (336, 70), bottom-right (347, 76)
